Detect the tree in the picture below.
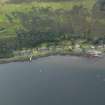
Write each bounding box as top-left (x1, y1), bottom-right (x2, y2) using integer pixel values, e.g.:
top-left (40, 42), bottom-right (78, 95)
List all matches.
top-left (70, 5), bottom-right (90, 39)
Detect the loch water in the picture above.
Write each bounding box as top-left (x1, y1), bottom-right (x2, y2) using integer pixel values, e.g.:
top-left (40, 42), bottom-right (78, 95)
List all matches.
top-left (0, 56), bottom-right (105, 105)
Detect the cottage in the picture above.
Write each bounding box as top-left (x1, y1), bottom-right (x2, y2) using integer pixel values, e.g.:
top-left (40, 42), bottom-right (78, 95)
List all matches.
top-left (75, 44), bottom-right (80, 48)
top-left (38, 47), bottom-right (49, 52)
top-left (56, 46), bottom-right (63, 51)
top-left (68, 46), bottom-right (72, 49)
top-left (13, 50), bottom-right (32, 56)
top-left (90, 45), bottom-right (95, 49)
top-left (86, 50), bottom-right (103, 57)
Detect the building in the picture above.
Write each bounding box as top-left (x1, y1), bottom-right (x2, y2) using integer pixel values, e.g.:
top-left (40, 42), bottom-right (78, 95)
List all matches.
top-left (86, 50), bottom-right (103, 57)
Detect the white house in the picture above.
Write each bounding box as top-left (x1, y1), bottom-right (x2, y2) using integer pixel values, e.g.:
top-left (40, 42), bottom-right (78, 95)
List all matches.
top-left (86, 50), bottom-right (103, 57)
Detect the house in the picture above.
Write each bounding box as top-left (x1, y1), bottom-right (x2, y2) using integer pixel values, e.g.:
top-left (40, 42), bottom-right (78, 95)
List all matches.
top-left (13, 50), bottom-right (32, 56)
top-left (90, 45), bottom-right (95, 49)
top-left (68, 46), bottom-right (72, 49)
top-left (56, 46), bottom-right (63, 51)
top-left (38, 47), bottom-right (49, 52)
top-left (75, 44), bottom-right (80, 48)
top-left (86, 50), bottom-right (103, 57)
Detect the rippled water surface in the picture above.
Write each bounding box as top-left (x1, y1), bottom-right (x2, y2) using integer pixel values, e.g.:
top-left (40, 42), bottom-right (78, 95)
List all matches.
top-left (0, 56), bottom-right (105, 105)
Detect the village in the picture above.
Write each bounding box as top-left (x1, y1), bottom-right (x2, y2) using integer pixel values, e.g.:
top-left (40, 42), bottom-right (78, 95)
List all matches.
top-left (12, 40), bottom-right (105, 61)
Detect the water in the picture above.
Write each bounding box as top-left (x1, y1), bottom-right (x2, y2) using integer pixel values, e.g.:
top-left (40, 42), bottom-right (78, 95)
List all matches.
top-left (0, 56), bottom-right (105, 105)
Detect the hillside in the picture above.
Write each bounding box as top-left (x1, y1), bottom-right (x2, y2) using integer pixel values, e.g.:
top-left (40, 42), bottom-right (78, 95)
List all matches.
top-left (0, 0), bottom-right (96, 3)
top-left (0, 0), bottom-right (96, 39)
top-left (1, 0), bottom-right (105, 58)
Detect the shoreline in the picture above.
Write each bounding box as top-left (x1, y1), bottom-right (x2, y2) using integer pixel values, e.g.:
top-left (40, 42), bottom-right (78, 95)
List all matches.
top-left (0, 52), bottom-right (85, 64)
top-left (0, 47), bottom-right (104, 64)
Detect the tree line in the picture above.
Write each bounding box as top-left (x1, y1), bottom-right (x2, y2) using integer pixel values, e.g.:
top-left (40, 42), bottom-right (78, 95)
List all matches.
top-left (11, 5), bottom-right (105, 46)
